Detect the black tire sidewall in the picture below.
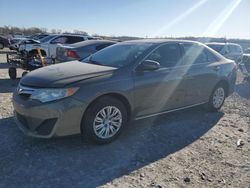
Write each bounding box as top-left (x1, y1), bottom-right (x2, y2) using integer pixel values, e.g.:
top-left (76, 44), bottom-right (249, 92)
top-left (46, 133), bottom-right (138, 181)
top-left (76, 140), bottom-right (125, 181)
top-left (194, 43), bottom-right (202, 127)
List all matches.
top-left (82, 96), bottom-right (128, 144)
top-left (8, 67), bottom-right (17, 80)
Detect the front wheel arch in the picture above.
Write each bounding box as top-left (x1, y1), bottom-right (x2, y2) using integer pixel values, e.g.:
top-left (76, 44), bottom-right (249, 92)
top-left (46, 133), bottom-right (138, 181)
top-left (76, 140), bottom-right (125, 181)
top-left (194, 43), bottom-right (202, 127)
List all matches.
top-left (81, 95), bottom-right (129, 143)
top-left (80, 93), bottom-right (132, 131)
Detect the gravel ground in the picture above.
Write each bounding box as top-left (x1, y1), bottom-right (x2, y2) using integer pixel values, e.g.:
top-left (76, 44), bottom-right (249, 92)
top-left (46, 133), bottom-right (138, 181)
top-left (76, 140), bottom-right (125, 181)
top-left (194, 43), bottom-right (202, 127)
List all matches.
top-left (0, 51), bottom-right (249, 188)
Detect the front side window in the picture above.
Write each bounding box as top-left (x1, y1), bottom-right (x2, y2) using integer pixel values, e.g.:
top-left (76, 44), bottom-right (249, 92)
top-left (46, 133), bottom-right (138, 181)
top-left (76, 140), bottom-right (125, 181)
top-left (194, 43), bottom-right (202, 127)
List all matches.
top-left (83, 43), bottom-right (153, 68)
top-left (147, 44), bottom-right (182, 68)
top-left (182, 44), bottom-right (209, 65)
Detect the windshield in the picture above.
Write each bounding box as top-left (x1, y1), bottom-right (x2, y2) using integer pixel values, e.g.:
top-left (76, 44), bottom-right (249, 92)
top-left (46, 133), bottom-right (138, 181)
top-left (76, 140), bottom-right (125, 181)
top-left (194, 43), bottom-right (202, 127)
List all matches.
top-left (207, 44), bottom-right (224, 53)
top-left (39, 35), bottom-right (56, 43)
top-left (83, 43), bottom-right (153, 68)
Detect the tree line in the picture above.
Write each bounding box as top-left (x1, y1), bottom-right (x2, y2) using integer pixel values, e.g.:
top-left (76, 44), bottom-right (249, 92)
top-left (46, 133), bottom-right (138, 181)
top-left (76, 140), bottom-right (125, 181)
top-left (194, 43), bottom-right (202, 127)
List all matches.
top-left (0, 25), bottom-right (88, 36)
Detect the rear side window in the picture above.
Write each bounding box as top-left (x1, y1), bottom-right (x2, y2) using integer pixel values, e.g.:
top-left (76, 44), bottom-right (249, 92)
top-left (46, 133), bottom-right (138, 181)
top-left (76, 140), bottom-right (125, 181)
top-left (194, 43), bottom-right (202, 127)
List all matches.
top-left (147, 44), bottom-right (182, 68)
top-left (67, 36), bottom-right (85, 44)
top-left (182, 44), bottom-right (209, 65)
top-left (205, 49), bottom-right (219, 62)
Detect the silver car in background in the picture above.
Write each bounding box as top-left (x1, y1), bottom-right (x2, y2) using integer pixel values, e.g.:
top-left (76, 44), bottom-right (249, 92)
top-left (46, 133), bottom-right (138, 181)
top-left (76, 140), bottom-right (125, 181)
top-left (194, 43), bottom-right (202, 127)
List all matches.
top-left (206, 42), bottom-right (243, 63)
top-left (56, 40), bottom-right (117, 62)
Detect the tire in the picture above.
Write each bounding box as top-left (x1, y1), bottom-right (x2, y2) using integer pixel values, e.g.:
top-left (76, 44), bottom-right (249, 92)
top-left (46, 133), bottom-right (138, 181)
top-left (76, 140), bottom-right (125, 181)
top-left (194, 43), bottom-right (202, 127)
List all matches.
top-left (22, 71), bottom-right (28, 77)
top-left (206, 83), bottom-right (227, 112)
top-left (82, 96), bottom-right (128, 144)
top-left (0, 42), bottom-right (4, 49)
top-left (8, 67), bottom-right (17, 80)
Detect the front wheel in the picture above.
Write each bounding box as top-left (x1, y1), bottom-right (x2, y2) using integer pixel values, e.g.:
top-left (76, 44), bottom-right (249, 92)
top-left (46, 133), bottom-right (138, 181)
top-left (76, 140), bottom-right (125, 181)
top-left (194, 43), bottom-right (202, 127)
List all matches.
top-left (8, 67), bottom-right (17, 80)
top-left (206, 84), bottom-right (226, 112)
top-left (82, 96), bottom-right (128, 144)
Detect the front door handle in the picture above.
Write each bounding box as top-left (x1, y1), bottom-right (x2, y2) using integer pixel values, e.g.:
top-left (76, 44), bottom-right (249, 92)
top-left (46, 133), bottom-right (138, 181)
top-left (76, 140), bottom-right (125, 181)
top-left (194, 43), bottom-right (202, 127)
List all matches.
top-left (213, 66), bottom-right (221, 71)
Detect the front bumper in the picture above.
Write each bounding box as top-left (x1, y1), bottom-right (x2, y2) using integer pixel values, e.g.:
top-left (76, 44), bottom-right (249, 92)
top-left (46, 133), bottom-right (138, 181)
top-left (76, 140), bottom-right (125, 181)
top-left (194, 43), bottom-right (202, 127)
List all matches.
top-left (13, 95), bottom-right (86, 138)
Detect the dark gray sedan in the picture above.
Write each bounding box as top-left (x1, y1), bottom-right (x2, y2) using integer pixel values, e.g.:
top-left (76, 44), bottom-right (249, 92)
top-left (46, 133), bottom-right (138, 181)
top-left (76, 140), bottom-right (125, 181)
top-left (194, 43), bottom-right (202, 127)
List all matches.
top-left (13, 39), bottom-right (237, 144)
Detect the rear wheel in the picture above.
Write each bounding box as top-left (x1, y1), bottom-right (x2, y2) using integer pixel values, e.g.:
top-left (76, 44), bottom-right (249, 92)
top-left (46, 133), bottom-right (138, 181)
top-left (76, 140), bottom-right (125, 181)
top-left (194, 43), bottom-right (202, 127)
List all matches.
top-left (206, 84), bottom-right (226, 112)
top-left (82, 96), bottom-right (128, 144)
top-left (8, 67), bottom-right (17, 80)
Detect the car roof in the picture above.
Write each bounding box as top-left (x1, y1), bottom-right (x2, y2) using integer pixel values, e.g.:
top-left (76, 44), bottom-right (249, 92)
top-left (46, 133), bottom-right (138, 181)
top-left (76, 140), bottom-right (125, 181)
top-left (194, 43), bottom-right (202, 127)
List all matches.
top-left (206, 42), bottom-right (241, 47)
top-left (121, 39), bottom-right (202, 45)
top-left (68, 40), bottom-right (117, 48)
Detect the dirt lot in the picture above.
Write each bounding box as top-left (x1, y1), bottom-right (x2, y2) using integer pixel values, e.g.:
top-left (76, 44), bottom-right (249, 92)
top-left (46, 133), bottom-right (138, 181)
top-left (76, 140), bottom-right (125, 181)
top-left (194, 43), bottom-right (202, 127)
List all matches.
top-left (0, 51), bottom-right (249, 188)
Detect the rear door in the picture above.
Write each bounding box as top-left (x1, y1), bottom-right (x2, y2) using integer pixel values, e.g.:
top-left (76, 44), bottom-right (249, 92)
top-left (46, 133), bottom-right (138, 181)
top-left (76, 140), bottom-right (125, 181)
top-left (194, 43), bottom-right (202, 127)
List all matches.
top-left (133, 43), bottom-right (188, 118)
top-left (180, 43), bottom-right (220, 105)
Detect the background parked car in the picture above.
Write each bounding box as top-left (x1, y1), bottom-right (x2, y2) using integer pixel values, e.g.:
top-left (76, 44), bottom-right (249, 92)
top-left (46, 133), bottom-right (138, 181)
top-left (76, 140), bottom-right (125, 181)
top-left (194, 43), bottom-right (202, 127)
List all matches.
top-left (17, 34), bottom-right (50, 51)
top-left (244, 48), bottom-right (250, 54)
top-left (19, 34), bottom-right (96, 58)
top-left (0, 35), bottom-right (9, 49)
top-left (28, 34), bottom-right (49, 40)
top-left (206, 42), bottom-right (243, 63)
top-left (56, 40), bottom-right (116, 62)
top-left (9, 37), bottom-right (29, 50)
top-left (239, 54), bottom-right (250, 80)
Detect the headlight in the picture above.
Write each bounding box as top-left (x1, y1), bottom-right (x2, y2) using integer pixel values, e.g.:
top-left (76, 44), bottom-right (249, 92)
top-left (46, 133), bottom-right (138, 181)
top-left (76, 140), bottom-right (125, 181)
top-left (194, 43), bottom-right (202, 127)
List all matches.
top-left (30, 88), bottom-right (79, 103)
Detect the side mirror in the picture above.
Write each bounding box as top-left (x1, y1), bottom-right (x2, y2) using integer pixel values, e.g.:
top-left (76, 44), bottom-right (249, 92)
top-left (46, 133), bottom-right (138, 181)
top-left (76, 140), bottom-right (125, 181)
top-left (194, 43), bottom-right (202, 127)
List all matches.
top-left (137, 60), bottom-right (160, 71)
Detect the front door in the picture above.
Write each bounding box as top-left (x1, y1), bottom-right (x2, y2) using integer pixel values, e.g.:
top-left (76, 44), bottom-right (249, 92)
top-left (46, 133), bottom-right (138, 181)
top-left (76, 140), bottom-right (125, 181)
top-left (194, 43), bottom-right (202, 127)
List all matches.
top-left (133, 43), bottom-right (187, 118)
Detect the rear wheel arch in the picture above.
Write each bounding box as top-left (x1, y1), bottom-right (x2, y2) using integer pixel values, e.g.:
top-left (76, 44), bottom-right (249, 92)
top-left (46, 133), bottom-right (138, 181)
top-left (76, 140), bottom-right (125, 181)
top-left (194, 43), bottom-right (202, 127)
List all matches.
top-left (216, 79), bottom-right (229, 97)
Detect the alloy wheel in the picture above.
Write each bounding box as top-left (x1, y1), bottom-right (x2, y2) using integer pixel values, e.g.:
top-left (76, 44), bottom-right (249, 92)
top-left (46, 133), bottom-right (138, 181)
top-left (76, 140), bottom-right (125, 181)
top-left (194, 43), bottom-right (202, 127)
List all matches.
top-left (212, 87), bottom-right (225, 108)
top-left (93, 106), bottom-right (122, 139)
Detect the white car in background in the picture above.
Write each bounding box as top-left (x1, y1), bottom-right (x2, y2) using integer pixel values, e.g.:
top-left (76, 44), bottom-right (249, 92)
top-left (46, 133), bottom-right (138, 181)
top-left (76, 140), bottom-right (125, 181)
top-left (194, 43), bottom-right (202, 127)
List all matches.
top-left (19, 34), bottom-right (94, 58)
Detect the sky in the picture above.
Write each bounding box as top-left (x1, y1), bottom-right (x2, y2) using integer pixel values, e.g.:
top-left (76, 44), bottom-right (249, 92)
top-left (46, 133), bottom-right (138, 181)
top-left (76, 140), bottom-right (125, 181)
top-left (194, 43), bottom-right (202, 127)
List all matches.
top-left (0, 0), bottom-right (249, 39)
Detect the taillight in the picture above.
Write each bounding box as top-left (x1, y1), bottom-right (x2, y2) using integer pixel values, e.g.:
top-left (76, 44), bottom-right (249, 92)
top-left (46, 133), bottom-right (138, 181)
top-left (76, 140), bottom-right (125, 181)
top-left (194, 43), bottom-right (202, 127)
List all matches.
top-left (67, 50), bottom-right (80, 58)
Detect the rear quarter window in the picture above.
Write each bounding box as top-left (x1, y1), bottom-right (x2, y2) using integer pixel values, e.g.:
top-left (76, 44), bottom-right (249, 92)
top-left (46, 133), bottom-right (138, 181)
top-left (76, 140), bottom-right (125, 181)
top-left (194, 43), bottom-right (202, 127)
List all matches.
top-left (182, 43), bottom-right (209, 65)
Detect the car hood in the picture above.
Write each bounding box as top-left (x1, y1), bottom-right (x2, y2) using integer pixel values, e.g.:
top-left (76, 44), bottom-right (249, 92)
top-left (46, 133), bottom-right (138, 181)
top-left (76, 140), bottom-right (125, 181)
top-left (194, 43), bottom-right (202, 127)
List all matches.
top-left (20, 61), bottom-right (117, 88)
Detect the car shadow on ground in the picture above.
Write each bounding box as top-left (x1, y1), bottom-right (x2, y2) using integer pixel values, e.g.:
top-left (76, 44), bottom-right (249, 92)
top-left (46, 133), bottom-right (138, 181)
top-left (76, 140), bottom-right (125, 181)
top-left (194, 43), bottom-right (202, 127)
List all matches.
top-left (0, 78), bottom-right (19, 93)
top-left (235, 80), bottom-right (250, 100)
top-left (0, 62), bottom-right (9, 69)
top-left (0, 107), bottom-right (224, 187)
